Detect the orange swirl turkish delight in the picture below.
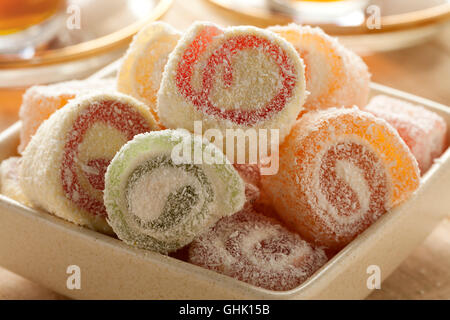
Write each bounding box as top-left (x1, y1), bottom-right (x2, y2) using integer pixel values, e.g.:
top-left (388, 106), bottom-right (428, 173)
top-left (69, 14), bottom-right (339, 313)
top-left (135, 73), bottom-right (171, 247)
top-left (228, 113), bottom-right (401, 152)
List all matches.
top-left (269, 24), bottom-right (370, 112)
top-left (261, 108), bottom-right (420, 251)
top-left (117, 22), bottom-right (181, 125)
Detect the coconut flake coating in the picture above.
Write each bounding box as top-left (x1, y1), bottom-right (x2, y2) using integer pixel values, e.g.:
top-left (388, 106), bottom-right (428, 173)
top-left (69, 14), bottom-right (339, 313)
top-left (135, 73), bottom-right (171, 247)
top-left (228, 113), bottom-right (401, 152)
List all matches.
top-left (269, 24), bottom-right (370, 112)
top-left (233, 163), bottom-right (277, 218)
top-left (233, 163), bottom-right (261, 205)
top-left (364, 95), bottom-right (447, 174)
top-left (158, 22), bottom-right (306, 152)
top-left (117, 22), bottom-right (181, 126)
top-left (104, 129), bottom-right (246, 254)
top-left (189, 208), bottom-right (327, 291)
top-left (261, 108), bottom-right (420, 251)
top-left (19, 92), bottom-right (157, 234)
top-left (0, 157), bottom-right (33, 207)
top-left (18, 78), bottom-right (115, 153)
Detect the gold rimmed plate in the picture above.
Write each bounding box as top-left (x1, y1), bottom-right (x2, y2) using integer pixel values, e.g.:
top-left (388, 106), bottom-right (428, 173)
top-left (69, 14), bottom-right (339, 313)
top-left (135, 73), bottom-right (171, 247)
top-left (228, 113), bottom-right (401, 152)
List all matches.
top-left (0, 0), bottom-right (172, 69)
top-left (207, 0), bottom-right (450, 52)
top-left (207, 0), bottom-right (450, 33)
top-left (0, 0), bottom-right (172, 113)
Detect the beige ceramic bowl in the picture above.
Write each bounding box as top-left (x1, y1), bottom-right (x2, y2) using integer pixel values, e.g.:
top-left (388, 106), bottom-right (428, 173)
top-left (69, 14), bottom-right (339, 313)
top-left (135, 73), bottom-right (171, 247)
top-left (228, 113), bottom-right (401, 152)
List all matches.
top-left (0, 62), bottom-right (449, 299)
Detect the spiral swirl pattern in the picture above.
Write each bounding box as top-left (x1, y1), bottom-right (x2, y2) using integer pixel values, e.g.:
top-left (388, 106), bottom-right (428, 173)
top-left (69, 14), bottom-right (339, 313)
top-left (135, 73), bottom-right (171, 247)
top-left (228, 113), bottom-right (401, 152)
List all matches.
top-left (20, 93), bottom-right (157, 234)
top-left (158, 22), bottom-right (306, 147)
top-left (189, 208), bottom-right (327, 291)
top-left (104, 129), bottom-right (246, 253)
top-left (262, 108), bottom-right (420, 251)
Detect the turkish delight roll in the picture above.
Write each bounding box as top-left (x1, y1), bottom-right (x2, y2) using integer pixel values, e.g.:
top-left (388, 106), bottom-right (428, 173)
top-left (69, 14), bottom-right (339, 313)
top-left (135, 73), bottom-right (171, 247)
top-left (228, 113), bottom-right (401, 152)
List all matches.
top-left (261, 108), bottom-right (420, 251)
top-left (189, 208), bottom-right (327, 291)
top-left (18, 78), bottom-right (115, 153)
top-left (157, 22), bottom-right (306, 153)
top-left (104, 129), bottom-right (246, 253)
top-left (0, 157), bottom-right (32, 207)
top-left (20, 93), bottom-right (157, 234)
top-left (117, 22), bottom-right (181, 125)
top-left (364, 95), bottom-right (447, 173)
top-left (269, 24), bottom-right (370, 112)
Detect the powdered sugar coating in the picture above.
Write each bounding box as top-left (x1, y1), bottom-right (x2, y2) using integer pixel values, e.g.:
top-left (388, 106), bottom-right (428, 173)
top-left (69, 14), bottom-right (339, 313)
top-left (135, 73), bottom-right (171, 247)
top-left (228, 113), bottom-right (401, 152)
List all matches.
top-left (0, 157), bottom-right (33, 207)
top-left (261, 108), bottom-right (420, 251)
top-left (364, 95), bottom-right (447, 173)
top-left (158, 22), bottom-right (306, 153)
top-left (104, 129), bottom-right (246, 254)
top-left (18, 78), bottom-right (115, 154)
top-left (19, 92), bottom-right (157, 234)
top-left (269, 24), bottom-right (370, 112)
top-left (117, 22), bottom-right (181, 126)
top-left (189, 208), bottom-right (327, 291)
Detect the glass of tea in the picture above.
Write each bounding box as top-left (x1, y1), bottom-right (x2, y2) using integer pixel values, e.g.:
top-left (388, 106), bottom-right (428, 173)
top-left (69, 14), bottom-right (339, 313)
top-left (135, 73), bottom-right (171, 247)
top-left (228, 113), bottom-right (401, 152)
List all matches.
top-left (0, 0), bottom-right (66, 54)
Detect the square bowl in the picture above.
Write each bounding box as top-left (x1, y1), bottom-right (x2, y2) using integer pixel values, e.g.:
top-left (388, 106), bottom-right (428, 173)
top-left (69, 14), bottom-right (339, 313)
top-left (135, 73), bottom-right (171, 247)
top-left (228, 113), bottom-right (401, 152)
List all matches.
top-left (0, 62), bottom-right (449, 299)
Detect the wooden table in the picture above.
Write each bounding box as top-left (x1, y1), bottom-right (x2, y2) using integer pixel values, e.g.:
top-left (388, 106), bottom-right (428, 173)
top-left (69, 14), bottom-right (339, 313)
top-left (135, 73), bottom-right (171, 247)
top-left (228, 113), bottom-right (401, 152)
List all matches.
top-left (0, 0), bottom-right (449, 300)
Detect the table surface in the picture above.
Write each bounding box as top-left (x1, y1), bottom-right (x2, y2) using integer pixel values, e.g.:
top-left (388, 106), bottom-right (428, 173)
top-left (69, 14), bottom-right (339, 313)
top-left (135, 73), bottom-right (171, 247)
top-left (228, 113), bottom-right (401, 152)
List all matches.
top-left (0, 0), bottom-right (449, 300)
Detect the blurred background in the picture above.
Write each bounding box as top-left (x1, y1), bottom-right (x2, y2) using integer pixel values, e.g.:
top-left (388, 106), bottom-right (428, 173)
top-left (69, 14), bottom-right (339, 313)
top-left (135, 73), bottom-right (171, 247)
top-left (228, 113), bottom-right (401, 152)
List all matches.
top-left (0, 0), bottom-right (449, 299)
